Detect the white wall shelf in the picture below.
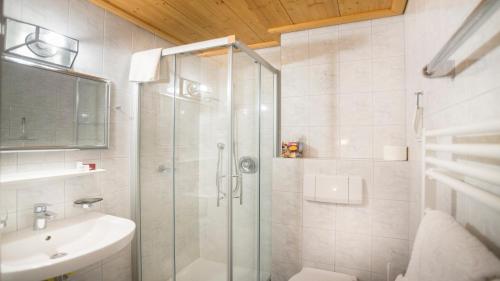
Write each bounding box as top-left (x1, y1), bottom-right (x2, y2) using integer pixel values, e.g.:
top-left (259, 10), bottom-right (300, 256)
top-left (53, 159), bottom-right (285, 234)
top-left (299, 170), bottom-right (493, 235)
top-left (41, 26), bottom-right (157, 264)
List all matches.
top-left (0, 169), bottom-right (105, 184)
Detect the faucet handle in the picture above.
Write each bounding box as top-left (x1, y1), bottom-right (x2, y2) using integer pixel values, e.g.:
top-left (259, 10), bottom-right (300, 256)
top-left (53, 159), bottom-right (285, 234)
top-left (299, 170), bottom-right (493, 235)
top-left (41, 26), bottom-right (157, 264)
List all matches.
top-left (44, 211), bottom-right (56, 220)
top-left (33, 203), bottom-right (50, 213)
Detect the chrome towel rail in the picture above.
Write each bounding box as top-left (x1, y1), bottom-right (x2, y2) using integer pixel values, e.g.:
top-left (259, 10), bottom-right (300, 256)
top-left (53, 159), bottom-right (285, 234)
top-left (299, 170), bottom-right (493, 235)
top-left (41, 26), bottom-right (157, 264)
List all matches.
top-left (423, 0), bottom-right (500, 78)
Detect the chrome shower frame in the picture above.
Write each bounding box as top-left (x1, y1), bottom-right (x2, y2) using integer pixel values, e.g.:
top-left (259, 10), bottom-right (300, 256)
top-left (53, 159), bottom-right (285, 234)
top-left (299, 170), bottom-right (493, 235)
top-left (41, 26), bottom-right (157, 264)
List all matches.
top-left (131, 35), bottom-right (281, 281)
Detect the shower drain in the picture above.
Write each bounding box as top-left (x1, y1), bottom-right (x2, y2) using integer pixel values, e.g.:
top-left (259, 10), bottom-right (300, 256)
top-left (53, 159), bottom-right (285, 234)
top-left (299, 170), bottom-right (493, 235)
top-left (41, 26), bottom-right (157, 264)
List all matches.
top-left (50, 252), bottom-right (68, 259)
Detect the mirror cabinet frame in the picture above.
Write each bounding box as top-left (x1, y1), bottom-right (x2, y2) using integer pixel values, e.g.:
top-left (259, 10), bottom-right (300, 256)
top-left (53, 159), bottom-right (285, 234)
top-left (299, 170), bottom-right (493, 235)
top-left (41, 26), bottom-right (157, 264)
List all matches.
top-left (0, 56), bottom-right (111, 151)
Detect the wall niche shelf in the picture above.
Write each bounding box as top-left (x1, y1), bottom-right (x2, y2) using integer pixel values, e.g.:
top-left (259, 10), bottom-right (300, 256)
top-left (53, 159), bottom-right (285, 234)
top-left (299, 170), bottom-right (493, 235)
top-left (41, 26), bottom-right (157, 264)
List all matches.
top-left (0, 169), bottom-right (105, 184)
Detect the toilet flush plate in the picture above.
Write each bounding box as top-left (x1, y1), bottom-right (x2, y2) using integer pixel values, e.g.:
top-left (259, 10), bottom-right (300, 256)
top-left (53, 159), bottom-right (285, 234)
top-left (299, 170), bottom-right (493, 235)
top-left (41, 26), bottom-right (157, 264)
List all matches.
top-left (315, 175), bottom-right (349, 204)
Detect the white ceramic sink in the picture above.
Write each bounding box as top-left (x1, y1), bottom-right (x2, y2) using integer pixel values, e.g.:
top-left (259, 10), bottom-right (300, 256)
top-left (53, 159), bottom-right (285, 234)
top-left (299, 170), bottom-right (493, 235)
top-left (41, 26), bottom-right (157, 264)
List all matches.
top-left (1, 212), bottom-right (135, 281)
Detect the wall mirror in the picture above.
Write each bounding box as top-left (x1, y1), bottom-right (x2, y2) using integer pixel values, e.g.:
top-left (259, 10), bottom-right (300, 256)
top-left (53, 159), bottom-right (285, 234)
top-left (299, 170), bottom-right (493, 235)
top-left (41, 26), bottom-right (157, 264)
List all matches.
top-left (0, 57), bottom-right (110, 150)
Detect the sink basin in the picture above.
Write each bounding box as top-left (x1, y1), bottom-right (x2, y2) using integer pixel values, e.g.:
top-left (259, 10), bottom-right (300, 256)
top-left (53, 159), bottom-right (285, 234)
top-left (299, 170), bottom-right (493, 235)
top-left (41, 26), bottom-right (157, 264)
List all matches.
top-left (1, 212), bottom-right (135, 281)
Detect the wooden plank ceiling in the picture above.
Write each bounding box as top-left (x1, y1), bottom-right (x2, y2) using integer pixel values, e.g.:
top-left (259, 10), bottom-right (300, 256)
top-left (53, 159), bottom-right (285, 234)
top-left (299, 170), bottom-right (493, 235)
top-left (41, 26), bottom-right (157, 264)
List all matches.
top-left (89, 0), bottom-right (407, 49)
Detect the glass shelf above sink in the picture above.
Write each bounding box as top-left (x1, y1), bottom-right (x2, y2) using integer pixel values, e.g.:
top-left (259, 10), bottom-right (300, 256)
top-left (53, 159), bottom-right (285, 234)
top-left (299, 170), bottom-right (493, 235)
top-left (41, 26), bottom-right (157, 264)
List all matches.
top-left (0, 169), bottom-right (105, 185)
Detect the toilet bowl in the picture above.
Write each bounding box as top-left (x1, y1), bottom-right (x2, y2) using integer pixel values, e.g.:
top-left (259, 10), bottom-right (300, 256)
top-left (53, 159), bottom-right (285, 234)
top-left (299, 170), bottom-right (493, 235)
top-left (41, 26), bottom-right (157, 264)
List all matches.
top-left (289, 267), bottom-right (357, 281)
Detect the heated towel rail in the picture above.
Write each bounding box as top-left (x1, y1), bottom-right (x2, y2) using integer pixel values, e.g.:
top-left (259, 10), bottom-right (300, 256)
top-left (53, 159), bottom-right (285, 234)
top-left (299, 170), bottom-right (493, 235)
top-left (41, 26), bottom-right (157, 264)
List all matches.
top-left (422, 120), bottom-right (500, 214)
top-left (423, 0), bottom-right (500, 78)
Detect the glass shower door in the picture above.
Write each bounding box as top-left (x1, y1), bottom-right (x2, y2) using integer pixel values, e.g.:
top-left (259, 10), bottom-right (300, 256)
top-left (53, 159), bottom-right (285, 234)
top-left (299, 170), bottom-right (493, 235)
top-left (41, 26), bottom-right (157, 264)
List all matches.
top-left (258, 65), bottom-right (274, 281)
top-left (139, 55), bottom-right (175, 281)
top-left (231, 51), bottom-right (261, 281)
top-left (173, 49), bottom-right (230, 281)
top-left (138, 40), bottom-right (278, 281)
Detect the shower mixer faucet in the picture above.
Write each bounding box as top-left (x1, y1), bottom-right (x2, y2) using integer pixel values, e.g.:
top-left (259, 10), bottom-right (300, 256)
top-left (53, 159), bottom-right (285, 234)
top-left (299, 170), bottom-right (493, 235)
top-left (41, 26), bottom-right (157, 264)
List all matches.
top-left (216, 142), bottom-right (245, 206)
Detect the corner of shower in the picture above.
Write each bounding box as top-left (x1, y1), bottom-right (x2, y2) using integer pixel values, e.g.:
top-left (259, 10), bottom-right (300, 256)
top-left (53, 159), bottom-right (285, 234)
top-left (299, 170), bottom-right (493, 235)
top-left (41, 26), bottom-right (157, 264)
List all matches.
top-left (131, 37), bottom-right (280, 281)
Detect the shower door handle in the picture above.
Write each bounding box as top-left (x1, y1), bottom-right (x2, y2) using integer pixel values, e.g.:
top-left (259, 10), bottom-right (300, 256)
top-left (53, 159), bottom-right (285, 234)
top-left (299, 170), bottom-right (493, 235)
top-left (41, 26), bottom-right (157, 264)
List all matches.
top-left (232, 174), bottom-right (243, 205)
top-left (216, 174), bottom-right (226, 207)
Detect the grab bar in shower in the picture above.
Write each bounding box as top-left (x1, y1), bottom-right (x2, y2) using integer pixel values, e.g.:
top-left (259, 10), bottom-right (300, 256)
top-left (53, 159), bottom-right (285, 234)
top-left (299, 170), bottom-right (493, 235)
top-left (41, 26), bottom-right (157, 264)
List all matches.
top-left (422, 0), bottom-right (500, 78)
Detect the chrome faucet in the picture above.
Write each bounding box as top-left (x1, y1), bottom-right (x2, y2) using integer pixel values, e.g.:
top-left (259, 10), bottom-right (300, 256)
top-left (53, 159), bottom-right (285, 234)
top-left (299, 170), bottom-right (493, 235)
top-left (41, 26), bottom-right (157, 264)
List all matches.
top-left (33, 203), bottom-right (55, 231)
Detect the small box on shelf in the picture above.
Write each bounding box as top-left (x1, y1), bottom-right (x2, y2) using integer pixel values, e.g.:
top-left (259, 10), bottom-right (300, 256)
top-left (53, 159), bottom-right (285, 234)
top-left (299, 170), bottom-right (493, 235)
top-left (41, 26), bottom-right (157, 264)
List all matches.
top-left (281, 141), bottom-right (304, 158)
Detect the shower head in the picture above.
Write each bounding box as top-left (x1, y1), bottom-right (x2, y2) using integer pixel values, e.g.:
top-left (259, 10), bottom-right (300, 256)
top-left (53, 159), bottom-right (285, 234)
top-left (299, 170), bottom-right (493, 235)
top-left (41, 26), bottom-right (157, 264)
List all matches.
top-left (217, 143), bottom-right (225, 150)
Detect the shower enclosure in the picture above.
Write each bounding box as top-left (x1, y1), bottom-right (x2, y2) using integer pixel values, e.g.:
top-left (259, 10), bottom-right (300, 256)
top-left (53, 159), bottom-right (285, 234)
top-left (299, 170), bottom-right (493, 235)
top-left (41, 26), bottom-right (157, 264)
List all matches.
top-left (132, 36), bottom-right (280, 281)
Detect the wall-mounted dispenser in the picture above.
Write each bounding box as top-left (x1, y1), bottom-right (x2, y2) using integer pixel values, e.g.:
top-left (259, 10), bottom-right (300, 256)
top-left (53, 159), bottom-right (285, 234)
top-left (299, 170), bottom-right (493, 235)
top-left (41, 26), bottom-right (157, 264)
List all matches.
top-left (3, 18), bottom-right (79, 68)
top-left (383, 145), bottom-right (408, 161)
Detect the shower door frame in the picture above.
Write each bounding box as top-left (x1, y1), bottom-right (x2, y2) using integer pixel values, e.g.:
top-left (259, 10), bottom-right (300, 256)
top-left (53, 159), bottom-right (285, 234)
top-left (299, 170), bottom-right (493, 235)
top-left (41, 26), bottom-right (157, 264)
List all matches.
top-left (131, 35), bottom-right (281, 281)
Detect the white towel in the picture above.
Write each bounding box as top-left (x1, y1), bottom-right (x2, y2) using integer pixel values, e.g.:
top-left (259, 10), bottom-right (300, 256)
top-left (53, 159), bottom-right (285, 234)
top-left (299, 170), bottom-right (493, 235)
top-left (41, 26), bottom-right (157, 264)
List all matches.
top-left (404, 210), bottom-right (500, 281)
top-left (129, 48), bottom-right (169, 83)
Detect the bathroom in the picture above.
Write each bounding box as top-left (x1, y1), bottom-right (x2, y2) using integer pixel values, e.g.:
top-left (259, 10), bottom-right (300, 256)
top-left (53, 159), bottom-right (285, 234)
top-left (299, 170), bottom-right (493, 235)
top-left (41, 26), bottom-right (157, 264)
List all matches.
top-left (0, 0), bottom-right (499, 281)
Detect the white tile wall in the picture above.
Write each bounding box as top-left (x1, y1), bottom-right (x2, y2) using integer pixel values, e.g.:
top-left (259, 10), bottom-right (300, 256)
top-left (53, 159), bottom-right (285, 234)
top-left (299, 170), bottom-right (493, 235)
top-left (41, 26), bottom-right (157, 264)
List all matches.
top-left (278, 158), bottom-right (410, 281)
top-left (274, 15), bottom-right (411, 281)
top-left (405, 0), bottom-right (500, 258)
top-left (281, 18), bottom-right (407, 161)
top-left (336, 232), bottom-right (371, 271)
top-left (1, 0), bottom-right (173, 280)
top-left (271, 158), bottom-right (303, 281)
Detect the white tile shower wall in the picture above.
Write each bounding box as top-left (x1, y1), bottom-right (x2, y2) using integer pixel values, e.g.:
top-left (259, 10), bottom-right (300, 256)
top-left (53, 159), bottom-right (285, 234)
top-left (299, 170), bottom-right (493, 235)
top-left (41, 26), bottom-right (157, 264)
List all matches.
top-left (404, 0), bottom-right (500, 256)
top-left (273, 16), bottom-right (410, 281)
top-left (280, 19), bottom-right (406, 160)
top-left (0, 0), bottom-right (173, 280)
